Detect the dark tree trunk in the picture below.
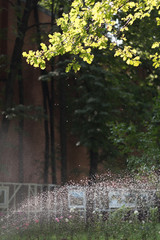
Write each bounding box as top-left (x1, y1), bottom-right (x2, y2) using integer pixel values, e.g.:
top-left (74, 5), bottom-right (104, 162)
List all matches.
top-left (2, 0), bottom-right (39, 132)
top-left (50, 0), bottom-right (56, 184)
top-left (33, 5), bottom-right (51, 184)
top-left (57, 3), bottom-right (68, 184)
top-left (89, 150), bottom-right (98, 182)
top-left (16, 0), bottom-right (24, 183)
top-left (42, 82), bottom-right (50, 183)
top-left (34, 3), bottom-right (57, 184)
top-left (0, 0), bottom-right (8, 56)
top-left (49, 78), bottom-right (56, 184)
top-left (18, 63), bottom-right (24, 183)
top-left (59, 74), bottom-right (67, 184)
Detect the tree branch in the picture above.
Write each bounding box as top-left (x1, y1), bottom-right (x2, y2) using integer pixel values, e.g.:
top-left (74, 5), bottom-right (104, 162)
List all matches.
top-left (8, 0), bottom-right (15, 7)
top-left (27, 22), bottom-right (54, 31)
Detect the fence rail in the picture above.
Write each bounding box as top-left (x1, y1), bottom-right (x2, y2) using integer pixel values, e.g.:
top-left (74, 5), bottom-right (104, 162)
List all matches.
top-left (0, 182), bottom-right (58, 215)
top-left (0, 182), bottom-right (159, 221)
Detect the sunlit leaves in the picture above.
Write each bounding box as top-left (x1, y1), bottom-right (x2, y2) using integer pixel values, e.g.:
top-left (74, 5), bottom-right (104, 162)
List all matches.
top-left (65, 59), bottom-right (81, 72)
top-left (23, 0), bottom-right (160, 71)
top-left (114, 46), bottom-right (141, 66)
top-left (150, 53), bottom-right (160, 68)
top-left (151, 42), bottom-right (160, 49)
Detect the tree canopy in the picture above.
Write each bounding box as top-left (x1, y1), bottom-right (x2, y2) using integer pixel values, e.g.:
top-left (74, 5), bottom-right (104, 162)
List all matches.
top-left (23, 0), bottom-right (160, 71)
top-left (20, 0), bottom-right (160, 176)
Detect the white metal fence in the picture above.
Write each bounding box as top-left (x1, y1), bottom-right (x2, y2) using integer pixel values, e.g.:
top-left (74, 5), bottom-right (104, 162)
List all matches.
top-left (0, 182), bottom-right (158, 220)
top-left (0, 182), bottom-right (58, 216)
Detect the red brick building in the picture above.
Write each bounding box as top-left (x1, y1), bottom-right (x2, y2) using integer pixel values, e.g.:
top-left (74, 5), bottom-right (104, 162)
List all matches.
top-left (0, 0), bottom-right (91, 184)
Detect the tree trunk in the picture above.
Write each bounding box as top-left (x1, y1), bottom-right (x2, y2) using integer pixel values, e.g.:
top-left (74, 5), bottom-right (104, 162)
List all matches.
top-left (41, 82), bottom-right (50, 183)
top-left (59, 73), bottom-right (67, 184)
top-left (0, 0), bottom-right (8, 56)
top-left (1, 0), bottom-right (39, 137)
top-left (33, 5), bottom-right (51, 184)
top-left (18, 63), bottom-right (24, 183)
top-left (57, 3), bottom-right (68, 185)
top-left (34, 3), bottom-right (57, 184)
top-left (49, 78), bottom-right (56, 184)
top-left (16, 0), bottom-right (24, 183)
top-left (50, 0), bottom-right (56, 184)
top-left (89, 150), bottom-right (98, 182)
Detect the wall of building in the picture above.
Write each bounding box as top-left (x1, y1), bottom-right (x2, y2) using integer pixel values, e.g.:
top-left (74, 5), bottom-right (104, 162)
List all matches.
top-left (0, 1), bottom-right (90, 185)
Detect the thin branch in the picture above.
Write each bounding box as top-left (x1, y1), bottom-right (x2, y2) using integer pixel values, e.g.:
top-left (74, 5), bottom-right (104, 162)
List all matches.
top-left (117, 0), bottom-right (130, 12)
top-left (82, 0), bottom-right (85, 7)
top-left (26, 22), bottom-right (54, 31)
top-left (8, 0), bottom-right (15, 7)
top-left (116, 17), bottom-right (131, 38)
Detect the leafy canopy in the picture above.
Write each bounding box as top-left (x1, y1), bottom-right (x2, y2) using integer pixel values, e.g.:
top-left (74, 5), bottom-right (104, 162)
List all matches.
top-left (23, 0), bottom-right (160, 71)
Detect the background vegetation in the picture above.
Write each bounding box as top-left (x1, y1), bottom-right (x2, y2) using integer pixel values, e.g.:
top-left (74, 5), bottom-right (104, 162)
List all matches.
top-left (0, 0), bottom-right (160, 183)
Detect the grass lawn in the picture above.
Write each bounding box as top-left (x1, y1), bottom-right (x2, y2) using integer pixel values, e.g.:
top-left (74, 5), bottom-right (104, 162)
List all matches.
top-left (1, 223), bottom-right (160, 240)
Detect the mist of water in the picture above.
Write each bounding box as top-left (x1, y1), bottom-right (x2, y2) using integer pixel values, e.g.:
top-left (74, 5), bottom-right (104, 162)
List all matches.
top-left (0, 172), bottom-right (159, 237)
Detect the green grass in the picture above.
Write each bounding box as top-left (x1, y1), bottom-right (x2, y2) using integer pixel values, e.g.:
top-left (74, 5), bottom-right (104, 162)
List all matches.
top-left (1, 207), bottom-right (160, 240)
top-left (1, 223), bottom-right (160, 240)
